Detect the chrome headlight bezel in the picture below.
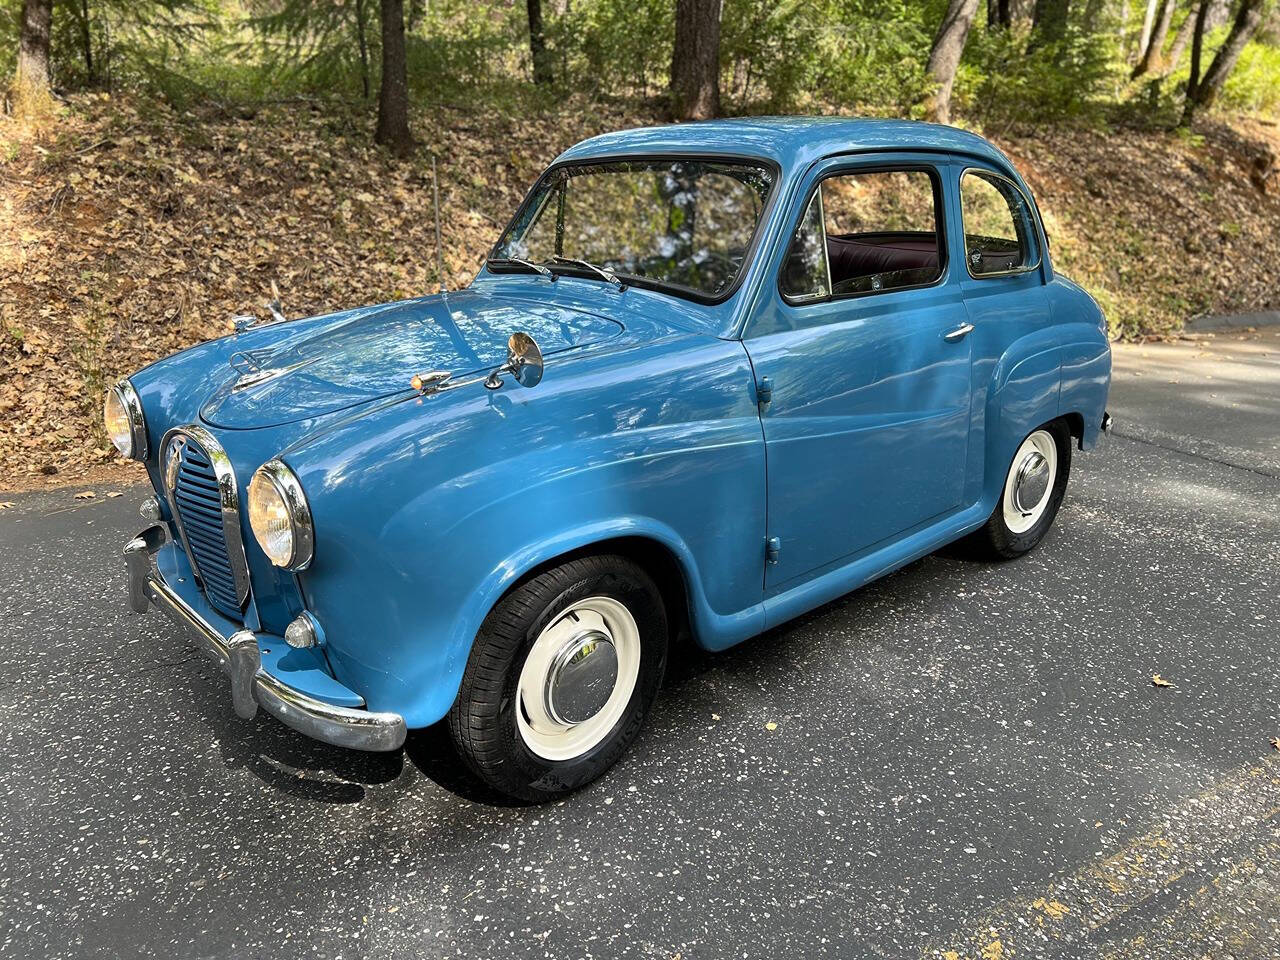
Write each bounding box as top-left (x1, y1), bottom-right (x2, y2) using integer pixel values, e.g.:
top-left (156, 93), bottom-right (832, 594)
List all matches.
top-left (247, 459), bottom-right (314, 571)
top-left (104, 379), bottom-right (148, 461)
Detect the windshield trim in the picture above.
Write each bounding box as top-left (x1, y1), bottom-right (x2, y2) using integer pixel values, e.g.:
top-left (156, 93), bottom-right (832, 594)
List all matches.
top-left (486, 151), bottom-right (783, 307)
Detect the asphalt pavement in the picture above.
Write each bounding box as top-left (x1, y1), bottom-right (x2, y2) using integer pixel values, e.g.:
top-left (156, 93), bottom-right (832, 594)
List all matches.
top-left (1, 328), bottom-right (1278, 959)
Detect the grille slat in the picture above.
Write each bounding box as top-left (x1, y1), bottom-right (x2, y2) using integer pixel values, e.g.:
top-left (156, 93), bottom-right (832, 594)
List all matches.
top-left (173, 495), bottom-right (223, 524)
top-left (170, 435), bottom-right (243, 620)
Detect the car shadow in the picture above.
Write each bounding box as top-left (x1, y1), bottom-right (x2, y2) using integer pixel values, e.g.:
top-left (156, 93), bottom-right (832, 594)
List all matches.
top-left (402, 723), bottom-right (534, 808)
top-left (187, 662), bottom-right (408, 803)
top-left (197, 544), bottom-right (1012, 808)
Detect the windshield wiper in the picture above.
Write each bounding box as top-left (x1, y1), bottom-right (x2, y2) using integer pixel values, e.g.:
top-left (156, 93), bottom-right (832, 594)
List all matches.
top-left (488, 256), bottom-right (554, 278)
top-left (549, 255), bottom-right (624, 289)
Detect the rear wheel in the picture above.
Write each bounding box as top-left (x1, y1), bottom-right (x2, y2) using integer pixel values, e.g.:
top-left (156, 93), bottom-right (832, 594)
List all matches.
top-left (447, 555), bottom-right (667, 803)
top-left (970, 419), bottom-right (1072, 560)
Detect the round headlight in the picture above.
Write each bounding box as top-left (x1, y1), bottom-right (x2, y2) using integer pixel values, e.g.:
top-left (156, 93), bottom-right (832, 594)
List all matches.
top-left (103, 380), bottom-right (147, 461)
top-left (103, 389), bottom-right (132, 457)
top-left (248, 459), bottom-right (313, 570)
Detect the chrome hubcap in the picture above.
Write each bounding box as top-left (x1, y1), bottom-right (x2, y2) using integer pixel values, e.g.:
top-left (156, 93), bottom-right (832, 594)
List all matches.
top-left (545, 630), bottom-right (618, 725)
top-left (516, 596), bottom-right (641, 762)
top-left (1012, 451), bottom-right (1050, 513)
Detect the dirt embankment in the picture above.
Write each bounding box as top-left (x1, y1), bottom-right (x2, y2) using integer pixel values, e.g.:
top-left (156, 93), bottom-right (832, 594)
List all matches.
top-left (2, 95), bottom-right (1277, 492)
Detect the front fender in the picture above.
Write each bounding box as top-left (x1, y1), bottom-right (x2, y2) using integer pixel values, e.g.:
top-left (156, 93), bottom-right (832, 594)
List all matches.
top-left (289, 332), bottom-right (766, 727)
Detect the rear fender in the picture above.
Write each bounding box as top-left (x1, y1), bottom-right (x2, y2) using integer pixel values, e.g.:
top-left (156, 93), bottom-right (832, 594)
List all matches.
top-left (984, 329), bottom-right (1063, 507)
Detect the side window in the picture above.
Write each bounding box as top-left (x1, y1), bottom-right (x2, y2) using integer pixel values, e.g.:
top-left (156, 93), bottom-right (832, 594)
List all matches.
top-left (780, 169), bottom-right (943, 303)
top-left (960, 171), bottom-right (1038, 277)
top-left (779, 191), bottom-right (829, 301)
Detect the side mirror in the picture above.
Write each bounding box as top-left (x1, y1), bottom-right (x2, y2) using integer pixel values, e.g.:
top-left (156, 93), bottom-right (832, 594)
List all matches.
top-left (485, 332), bottom-right (544, 390)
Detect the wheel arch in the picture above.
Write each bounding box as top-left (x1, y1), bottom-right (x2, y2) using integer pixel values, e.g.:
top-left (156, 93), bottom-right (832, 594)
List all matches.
top-left (496, 534), bottom-right (696, 651)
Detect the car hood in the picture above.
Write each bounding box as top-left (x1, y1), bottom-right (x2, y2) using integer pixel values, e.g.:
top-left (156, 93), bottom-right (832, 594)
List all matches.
top-left (200, 290), bottom-right (624, 429)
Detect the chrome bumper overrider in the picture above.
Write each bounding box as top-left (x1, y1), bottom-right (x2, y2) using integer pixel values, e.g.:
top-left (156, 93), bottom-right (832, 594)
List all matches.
top-left (124, 525), bottom-right (406, 752)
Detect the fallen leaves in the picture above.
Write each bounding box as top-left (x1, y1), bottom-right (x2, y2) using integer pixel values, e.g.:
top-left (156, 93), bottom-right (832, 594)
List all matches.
top-left (1152, 674), bottom-right (1174, 688)
top-left (106, 491), bottom-right (122, 498)
top-left (0, 501), bottom-right (14, 510)
top-left (1270, 737), bottom-right (1279, 751)
top-left (72, 490), bottom-right (95, 500)
top-left (1032, 897), bottom-right (1071, 921)
top-left (764, 721), bottom-right (778, 731)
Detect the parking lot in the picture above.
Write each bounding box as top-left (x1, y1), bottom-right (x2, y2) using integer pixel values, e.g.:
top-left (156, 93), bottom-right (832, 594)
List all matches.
top-left (2, 328), bottom-right (1278, 959)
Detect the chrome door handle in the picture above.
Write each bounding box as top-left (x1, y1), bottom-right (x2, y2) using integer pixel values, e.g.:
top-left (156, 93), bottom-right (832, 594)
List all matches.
top-left (943, 322), bottom-right (975, 342)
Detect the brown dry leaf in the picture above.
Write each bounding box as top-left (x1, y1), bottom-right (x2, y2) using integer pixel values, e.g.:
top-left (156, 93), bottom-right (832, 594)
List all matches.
top-left (72, 490), bottom-right (95, 500)
top-left (106, 491), bottom-right (123, 498)
top-left (1270, 737), bottom-right (1279, 751)
top-left (1152, 674), bottom-right (1174, 688)
top-left (0, 501), bottom-right (15, 511)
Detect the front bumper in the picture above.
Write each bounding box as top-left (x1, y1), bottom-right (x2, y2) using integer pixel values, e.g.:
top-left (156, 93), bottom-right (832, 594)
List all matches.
top-left (124, 525), bottom-right (406, 752)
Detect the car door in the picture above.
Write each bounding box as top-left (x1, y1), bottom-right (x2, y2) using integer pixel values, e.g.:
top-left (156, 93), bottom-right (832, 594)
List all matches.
top-left (953, 164), bottom-right (1054, 503)
top-left (743, 154), bottom-right (974, 591)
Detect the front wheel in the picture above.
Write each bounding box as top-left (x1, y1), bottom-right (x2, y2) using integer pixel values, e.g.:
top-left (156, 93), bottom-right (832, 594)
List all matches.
top-left (447, 555), bottom-right (667, 803)
top-left (969, 420), bottom-right (1073, 560)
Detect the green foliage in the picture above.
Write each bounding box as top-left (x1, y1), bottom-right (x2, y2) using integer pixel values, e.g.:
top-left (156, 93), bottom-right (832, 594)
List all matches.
top-left (718, 0), bottom-right (938, 114)
top-left (1219, 36), bottom-right (1280, 115)
top-left (3, 0), bottom-right (1276, 127)
top-left (0, 1), bottom-right (16, 80)
top-left (719, 0), bottom-right (824, 112)
top-left (957, 21), bottom-right (1122, 131)
top-left (813, 0), bottom-right (937, 114)
top-left (549, 0), bottom-right (674, 99)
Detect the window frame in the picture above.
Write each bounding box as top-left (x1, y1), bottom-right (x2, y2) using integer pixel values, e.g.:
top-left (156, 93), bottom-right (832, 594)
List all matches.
top-left (777, 162), bottom-right (950, 308)
top-left (958, 167), bottom-right (1043, 280)
top-left (487, 152), bottom-right (783, 306)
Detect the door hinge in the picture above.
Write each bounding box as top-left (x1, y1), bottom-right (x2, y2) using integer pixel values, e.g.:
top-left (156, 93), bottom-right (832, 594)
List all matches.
top-left (765, 536), bottom-right (781, 564)
top-left (756, 375), bottom-right (773, 406)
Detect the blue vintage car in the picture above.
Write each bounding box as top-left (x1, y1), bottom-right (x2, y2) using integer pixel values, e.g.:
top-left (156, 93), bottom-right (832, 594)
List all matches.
top-left (110, 118), bottom-right (1111, 801)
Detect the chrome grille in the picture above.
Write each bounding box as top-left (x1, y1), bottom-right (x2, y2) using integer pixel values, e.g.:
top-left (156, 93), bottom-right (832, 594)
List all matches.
top-left (163, 428), bottom-right (249, 621)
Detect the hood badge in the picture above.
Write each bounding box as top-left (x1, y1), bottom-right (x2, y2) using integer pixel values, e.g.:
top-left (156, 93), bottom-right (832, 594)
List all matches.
top-left (228, 351), bottom-right (316, 393)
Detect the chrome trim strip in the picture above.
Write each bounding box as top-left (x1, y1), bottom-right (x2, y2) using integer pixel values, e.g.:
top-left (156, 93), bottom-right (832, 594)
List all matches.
top-left (160, 424), bottom-right (251, 609)
top-left (113, 379), bottom-right (149, 461)
top-left (125, 528), bottom-right (406, 752)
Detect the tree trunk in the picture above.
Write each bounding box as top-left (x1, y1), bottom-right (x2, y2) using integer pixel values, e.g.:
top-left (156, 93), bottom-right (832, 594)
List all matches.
top-left (1083, 0), bottom-right (1107, 30)
top-left (1029, 0), bottom-right (1071, 49)
top-left (669, 0), bottom-right (722, 121)
top-left (1132, 0), bottom-right (1177, 77)
top-left (988, 0), bottom-right (1012, 28)
top-left (1136, 0), bottom-right (1160, 61)
top-left (13, 0), bottom-right (54, 114)
top-left (527, 0), bottom-right (552, 84)
top-left (355, 0), bottom-right (370, 99)
top-left (375, 0), bottom-right (414, 155)
top-left (1184, 0), bottom-right (1212, 102)
top-left (77, 0), bottom-right (94, 86)
top-left (1183, 0), bottom-right (1265, 123)
top-left (1165, 1), bottom-right (1199, 72)
top-left (924, 0), bottom-right (981, 124)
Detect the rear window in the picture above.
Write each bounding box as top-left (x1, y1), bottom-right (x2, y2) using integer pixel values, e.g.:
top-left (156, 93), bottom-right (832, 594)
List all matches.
top-left (960, 170), bottom-right (1039, 277)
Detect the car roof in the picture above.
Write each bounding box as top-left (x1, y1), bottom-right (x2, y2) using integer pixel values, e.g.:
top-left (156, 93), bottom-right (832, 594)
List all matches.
top-left (555, 116), bottom-right (1016, 176)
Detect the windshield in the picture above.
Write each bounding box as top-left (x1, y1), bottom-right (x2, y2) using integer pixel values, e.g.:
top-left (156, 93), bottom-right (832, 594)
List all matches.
top-left (492, 158), bottom-right (776, 300)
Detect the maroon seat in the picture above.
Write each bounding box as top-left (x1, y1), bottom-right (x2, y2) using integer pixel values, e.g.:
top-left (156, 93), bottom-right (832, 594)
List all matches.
top-left (826, 233), bottom-right (938, 285)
